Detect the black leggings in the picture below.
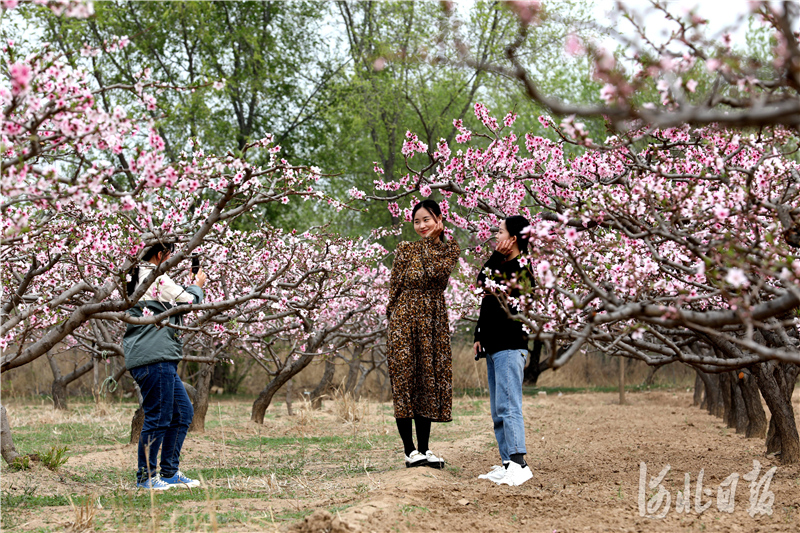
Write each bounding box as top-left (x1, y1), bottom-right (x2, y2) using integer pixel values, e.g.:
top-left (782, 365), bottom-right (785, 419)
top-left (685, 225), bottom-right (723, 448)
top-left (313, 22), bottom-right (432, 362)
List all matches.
top-left (396, 416), bottom-right (432, 456)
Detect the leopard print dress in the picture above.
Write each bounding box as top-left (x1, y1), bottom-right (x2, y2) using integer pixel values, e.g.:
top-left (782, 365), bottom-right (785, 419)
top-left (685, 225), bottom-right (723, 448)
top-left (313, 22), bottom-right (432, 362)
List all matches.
top-left (386, 237), bottom-right (460, 422)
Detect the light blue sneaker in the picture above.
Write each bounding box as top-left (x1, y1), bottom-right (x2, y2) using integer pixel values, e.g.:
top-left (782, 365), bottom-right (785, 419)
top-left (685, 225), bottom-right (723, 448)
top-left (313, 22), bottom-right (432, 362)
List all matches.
top-left (161, 470), bottom-right (201, 488)
top-left (136, 474), bottom-right (171, 491)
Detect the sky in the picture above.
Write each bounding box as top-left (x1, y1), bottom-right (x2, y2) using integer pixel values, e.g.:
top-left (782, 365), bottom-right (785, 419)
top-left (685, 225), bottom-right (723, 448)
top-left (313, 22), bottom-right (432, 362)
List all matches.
top-left (595, 0), bottom-right (762, 47)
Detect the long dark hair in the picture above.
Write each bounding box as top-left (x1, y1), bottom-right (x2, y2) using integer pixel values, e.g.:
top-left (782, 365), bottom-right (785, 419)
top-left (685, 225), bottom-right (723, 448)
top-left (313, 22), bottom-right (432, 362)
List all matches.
top-left (504, 215), bottom-right (530, 254)
top-left (411, 199), bottom-right (445, 242)
top-left (126, 242), bottom-right (175, 297)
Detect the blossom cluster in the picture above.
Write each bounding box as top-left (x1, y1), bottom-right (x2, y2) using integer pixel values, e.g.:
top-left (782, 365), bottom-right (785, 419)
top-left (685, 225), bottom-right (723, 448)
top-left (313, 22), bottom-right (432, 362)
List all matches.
top-left (373, 103), bottom-right (800, 367)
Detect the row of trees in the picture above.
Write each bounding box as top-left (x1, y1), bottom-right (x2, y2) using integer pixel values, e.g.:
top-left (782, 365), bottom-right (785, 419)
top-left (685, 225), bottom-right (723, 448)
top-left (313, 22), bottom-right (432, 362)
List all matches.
top-left (397, 0), bottom-right (799, 462)
top-left (2, 0), bottom-right (799, 467)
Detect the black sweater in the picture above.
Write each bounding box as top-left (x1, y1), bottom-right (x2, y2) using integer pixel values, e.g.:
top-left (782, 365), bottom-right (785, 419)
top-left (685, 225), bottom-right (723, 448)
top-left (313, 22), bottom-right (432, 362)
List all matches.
top-left (474, 251), bottom-right (533, 357)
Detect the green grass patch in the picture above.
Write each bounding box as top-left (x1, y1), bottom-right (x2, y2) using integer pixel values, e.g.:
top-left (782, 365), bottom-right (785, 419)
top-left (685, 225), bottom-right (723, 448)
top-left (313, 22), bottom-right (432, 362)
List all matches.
top-left (12, 422), bottom-right (128, 450)
top-left (101, 486), bottom-right (257, 509)
top-left (1, 491), bottom-right (72, 509)
top-left (400, 504), bottom-right (429, 515)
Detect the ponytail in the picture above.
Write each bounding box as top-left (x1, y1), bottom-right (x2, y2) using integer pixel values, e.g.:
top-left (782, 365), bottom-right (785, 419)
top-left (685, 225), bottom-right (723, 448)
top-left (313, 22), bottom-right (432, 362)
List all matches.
top-left (126, 242), bottom-right (175, 297)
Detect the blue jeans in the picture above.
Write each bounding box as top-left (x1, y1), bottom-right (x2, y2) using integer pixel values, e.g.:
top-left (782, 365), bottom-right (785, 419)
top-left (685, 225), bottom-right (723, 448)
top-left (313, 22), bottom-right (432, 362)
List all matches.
top-left (486, 349), bottom-right (527, 462)
top-left (129, 361), bottom-right (194, 483)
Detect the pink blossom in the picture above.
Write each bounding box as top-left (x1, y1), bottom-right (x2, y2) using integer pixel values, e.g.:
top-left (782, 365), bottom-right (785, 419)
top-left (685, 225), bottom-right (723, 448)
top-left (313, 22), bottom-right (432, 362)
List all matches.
top-left (506, 0), bottom-right (541, 25)
top-left (565, 33), bottom-right (583, 56)
top-left (9, 62), bottom-right (31, 95)
top-left (599, 84), bottom-right (617, 104)
top-left (725, 268), bottom-right (749, 288)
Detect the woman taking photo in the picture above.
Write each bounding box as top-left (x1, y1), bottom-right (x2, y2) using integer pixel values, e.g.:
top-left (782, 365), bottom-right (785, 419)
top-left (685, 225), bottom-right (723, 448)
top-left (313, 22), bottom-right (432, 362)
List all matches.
top-left (386, 199), bottom-right (460, 468)
top-left (124, 242), bottom-right (206, 490)
top-left (474, 215), bottom-right (534, 487)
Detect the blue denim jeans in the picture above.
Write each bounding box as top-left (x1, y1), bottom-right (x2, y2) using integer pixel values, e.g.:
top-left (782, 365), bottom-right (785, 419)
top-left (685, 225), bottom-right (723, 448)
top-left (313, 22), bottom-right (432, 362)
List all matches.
top-left (129, 361), bottom-right (194, 483)
top-left (486, 349), bottom-right (527, 462)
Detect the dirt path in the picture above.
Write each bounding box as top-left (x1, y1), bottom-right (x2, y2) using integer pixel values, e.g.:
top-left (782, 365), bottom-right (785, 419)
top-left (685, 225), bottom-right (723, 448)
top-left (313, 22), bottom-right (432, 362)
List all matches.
top-left (2, 389), bottom-right (799, 532)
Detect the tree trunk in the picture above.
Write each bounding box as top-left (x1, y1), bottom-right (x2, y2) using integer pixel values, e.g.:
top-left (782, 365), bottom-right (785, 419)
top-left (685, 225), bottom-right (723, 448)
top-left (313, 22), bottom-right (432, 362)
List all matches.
top-left (523, 340), bottom-right (544, 384)
top-left (720, 372), bottom-right (734, 427)
top-left (251, 354), bottom-right (315, 424)
top-left (693, 371), bottom-right (705, 407)
top-left (618, 356), bottom-right (626, 406)
top-left (130, 407), bottom-right (145, 445)
top-left (642, 366), bottom-right (659, 387)
top-left (353, 365), bottom-right (374, 398)
top-left (92, 356), bottom-right (100, 404)
top-left (344, 346), bottom-right (365, 394)
top-left (754, 361), bottom-right (800, 464)
top-left (130, 381), bottom-right (144, 445)
top-left (730, 373), bottom-right (749, 434)
top-left (52, 379), bottom-right (69, 411)
top-left (47, 354), bottom-right (94, 410)
top-left (0, 404), bottom-right (20, 465)
top-left (285, 378), bottom-right (294, 416)
top-left (188, 363), bottom-right (214, 433)
top-left (310, 359), bottom-right (336, 409)
top-left (739, 371), bottom-right (768, 439)
top-left (697, 370), bottom-right (723, 418)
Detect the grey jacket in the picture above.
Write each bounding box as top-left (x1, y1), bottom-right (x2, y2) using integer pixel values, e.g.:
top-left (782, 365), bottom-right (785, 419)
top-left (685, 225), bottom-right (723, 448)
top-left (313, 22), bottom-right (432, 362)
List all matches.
top-left (123, 266), bottom-right (204, 370)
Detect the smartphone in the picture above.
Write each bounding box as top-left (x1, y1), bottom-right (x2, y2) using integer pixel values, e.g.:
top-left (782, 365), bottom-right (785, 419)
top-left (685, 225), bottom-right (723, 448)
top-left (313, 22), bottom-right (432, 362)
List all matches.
top-left (191, 254), bottom-right (200, 275)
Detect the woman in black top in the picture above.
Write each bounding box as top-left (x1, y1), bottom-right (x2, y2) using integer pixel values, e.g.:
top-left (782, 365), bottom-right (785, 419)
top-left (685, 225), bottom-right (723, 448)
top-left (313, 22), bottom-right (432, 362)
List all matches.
top-left (473, 215), bottom-right (534, 487)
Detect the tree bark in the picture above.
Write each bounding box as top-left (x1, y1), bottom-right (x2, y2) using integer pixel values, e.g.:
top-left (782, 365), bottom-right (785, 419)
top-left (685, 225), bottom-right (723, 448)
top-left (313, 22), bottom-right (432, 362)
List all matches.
top-left (310, 358), bottom-right (336, 409)
top-left (0, 404), bottom-right (20, 465)
top-left (92, 356), bottom-right (100, 404)
top-left (188, 363), bottom-right (213, 433)
top-left (739, 371), bottom-right (768, 439)
top-left (730, 373), bottom-right (749, 434)
top-left (251, 354), bottom-right (315, 424)
top-left (523, 340), bottom-right (544, 384)
top-left (720, 372), bottom-right (734, 427)
top-left (343, 346), bottom-right (365, 394)
top-left (285, 378), bottom-right (294, 416)
top-left (754, 361), bottom-right (800, 464)
top-left (130, 407), bottom-right (145, 445)
top-left (618, 356), bottom-right (626, 406)
top-left (696, 370), bottom-right (723, 418)
top-left (47, 353), bottom-right (94, 410)
top-left (353, 364), bottom-right (374, 397)
top-left (693, 371), bottom-right (705, 407)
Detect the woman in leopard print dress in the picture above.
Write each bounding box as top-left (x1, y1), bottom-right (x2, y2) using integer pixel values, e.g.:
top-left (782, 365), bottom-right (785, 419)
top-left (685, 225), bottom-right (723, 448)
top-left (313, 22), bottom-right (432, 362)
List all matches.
top-left (386, 200), bottom-right (460, 468)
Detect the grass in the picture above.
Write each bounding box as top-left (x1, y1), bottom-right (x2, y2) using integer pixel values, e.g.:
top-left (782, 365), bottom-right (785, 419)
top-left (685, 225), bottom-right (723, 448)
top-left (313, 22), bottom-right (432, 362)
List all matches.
top-left (0, 393), bottom-right (552, 531)
top-left (12, 421), bottom-right (129, 451)
top-left (399, 504), bottom-right (429, 515)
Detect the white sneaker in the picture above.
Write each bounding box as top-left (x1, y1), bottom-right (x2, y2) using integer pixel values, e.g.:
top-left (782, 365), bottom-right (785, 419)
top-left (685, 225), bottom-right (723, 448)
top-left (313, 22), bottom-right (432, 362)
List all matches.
top-left (405, 450), bottom-right (427, 468)
top-left (494, 462), bottom-right (532, 486)
top-left (424, 450), bottom-right (445, 469)
top-left (478, 463), bottom-right (509, 481)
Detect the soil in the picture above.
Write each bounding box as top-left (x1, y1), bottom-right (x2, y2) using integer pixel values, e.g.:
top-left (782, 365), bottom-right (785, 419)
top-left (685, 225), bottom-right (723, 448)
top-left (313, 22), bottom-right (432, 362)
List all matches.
top-left (2, 389), bottom-right (799, 532)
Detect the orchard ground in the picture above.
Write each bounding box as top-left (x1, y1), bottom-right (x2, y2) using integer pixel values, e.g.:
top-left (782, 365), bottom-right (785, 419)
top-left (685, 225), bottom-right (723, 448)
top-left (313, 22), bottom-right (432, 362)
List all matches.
top-left (1, 387), bottom-right (799, 533)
